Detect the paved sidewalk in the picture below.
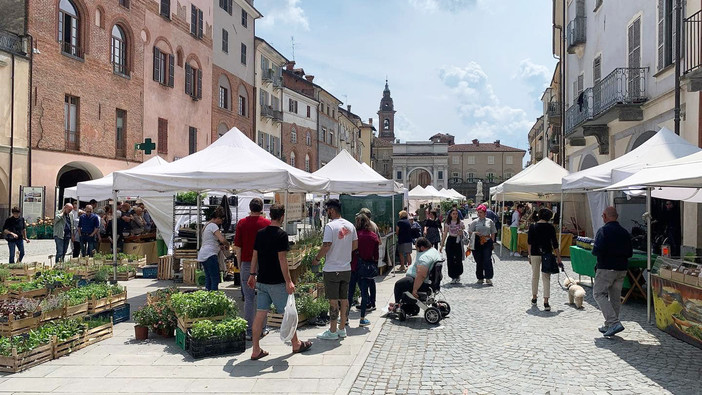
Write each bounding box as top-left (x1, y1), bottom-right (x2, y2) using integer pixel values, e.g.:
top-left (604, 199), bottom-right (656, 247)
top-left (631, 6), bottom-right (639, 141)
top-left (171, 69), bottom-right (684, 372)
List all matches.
top-left (0, 270), bottom-right (400, 394)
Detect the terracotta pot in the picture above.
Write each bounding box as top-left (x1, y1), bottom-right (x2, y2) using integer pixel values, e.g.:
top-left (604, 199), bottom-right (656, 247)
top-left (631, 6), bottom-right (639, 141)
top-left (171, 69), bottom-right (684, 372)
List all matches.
top-left (134, 325), bottom-right (149, 340)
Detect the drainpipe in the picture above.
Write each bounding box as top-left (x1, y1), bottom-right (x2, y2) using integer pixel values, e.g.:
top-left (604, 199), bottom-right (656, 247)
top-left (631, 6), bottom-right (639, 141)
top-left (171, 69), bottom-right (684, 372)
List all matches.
top-left (27, 34), bottom-right (33, 186)
top-left (8, 50), bottom-right (15, 209)
top-left (560, 0), bottom-right (567, 166)
top-left (674, 0), bottom-right (682, 135)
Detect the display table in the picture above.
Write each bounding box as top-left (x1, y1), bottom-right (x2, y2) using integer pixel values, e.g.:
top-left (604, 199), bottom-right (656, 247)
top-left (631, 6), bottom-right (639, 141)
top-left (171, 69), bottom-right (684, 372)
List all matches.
top-left (501, 225), bottom-right (572, 257)
top-left (123, 241), bottom-right (158, 265)
top-left (651, 274), bottom-right (702, 350)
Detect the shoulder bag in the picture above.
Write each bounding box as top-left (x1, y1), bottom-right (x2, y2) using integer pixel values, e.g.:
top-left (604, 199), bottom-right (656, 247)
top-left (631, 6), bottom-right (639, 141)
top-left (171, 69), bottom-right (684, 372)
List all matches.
top-left (357, 257), bottom-right (378, 279)
top-left (540, 251), bottom-right (559, 274)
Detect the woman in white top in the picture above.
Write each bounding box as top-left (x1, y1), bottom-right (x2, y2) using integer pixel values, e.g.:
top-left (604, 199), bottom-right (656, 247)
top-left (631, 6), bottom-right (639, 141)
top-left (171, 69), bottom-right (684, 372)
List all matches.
top-left (509, 204), bottom-right (525, 257)
top-left (198, 207), bottom-right (230, 291)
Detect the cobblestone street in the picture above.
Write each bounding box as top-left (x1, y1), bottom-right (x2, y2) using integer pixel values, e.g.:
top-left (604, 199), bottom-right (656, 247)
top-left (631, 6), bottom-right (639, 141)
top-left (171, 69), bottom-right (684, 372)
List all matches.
top-left (352, 247), bottom-right (702, 395)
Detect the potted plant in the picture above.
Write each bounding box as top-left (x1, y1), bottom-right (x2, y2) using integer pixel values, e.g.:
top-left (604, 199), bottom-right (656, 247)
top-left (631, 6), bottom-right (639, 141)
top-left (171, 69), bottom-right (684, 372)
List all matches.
top-left (132, 305), bottom-right (154, 340)
top-left (151, 300), bottom-right (176, 337)
top-left (187, 317), bottom-right (247, 358)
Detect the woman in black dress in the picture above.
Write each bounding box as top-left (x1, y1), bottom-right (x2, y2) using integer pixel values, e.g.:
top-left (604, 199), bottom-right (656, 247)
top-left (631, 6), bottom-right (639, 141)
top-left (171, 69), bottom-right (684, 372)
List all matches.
top-left (423, 210), bottom-right (442, 249)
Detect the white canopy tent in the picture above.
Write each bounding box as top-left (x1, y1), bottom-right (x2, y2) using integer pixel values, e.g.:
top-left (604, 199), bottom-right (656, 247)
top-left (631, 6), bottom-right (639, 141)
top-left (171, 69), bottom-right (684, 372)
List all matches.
top-left (424, 185), bottom-right (448, 200)
top-left (604, 150), bottom-right (702, 191)
top-left (313, 149), bottom-right (402, 194)
top-left (490, 158), bottom-right (569, 202)
top-left (448, 188), bottom-right (466, 200)
top-left (408, 185), bottom-right (432, 200)
top-left (439, 188), bottom-right (461, 200)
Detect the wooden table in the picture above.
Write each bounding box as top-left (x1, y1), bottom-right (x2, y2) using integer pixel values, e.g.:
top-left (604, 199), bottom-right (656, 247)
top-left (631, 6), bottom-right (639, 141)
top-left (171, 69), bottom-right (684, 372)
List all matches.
top-left (501, 225), bottom-right (572, 257)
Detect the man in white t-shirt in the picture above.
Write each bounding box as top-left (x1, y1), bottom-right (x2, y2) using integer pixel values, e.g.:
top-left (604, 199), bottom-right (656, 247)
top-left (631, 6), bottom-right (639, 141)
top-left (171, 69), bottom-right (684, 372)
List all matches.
top-left (313, 198), bottom-right (358, 340)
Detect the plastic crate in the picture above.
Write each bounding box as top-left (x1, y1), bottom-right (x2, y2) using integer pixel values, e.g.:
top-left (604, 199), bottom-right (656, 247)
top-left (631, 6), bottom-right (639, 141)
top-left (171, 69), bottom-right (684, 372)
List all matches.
top-left (175, 327), bottom-right (187, 351)
top-left (113, 303), bottom-right (130, 324)
top-left (142, 265), bottom-right (158, 279)
top-left (187, 332), bottom-right (245, 359)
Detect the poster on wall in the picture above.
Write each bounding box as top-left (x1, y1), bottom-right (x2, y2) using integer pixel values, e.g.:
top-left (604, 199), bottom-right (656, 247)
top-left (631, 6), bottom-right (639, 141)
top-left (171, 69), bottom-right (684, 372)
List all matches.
top-left (20, 186), bottom-right (45, 224)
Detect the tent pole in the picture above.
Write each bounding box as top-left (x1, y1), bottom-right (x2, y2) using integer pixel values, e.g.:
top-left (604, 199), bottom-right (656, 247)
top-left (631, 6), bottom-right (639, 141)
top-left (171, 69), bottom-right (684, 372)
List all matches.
top-left (558, 193), bottom-right (564, 255)
top-left (646, 187), bottom-right (652, 323)
top-left (284, 190), bottom-right (289, 236)
top-left (498, 195), bottom-right (503, 258)
top-left (391, 192), bottom-right (395, 277)
top-left (111, 192), bottom-right (118, 285)
top-left (196, 193), bottom-right (201, 250)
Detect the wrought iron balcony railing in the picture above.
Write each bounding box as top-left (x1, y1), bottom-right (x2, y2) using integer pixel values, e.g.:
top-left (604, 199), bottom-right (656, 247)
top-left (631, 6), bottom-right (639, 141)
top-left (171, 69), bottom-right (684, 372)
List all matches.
top-left (567, 17), bottom-right (586, 52)
top-left (60, 40), bottom-right (83, 59)
top-left (565, 88), bottom-right (592, 134)
top-left (684, 10), bottom-right (702, 75)
top-left (262, 69), bottom-right (273, 83)
top-left (547, 101), bottom-right (562, 119)
top-left (261, 105), bottom-right (283, 121)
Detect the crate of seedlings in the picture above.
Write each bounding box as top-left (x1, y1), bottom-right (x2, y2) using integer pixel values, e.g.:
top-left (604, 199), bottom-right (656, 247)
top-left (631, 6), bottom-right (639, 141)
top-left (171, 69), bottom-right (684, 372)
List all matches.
top-left (115, 265), bottom-right (136, 282)
top-left (8, 281), bottom-right (48, 300)
top-left (0, 336), bottom-right (53, 373)
top-left (187, 317), bottom-right (247, 359)
top-left (0, 298), bottom-right (41, 336)
top-left (3, 262), bottom-right (42, 277)
top-left (40, 294), bottom-right (66, 323)
top-left (170, 290), bottom-right (236, 333)
top-left (63, 287), bottom-right (89, 318)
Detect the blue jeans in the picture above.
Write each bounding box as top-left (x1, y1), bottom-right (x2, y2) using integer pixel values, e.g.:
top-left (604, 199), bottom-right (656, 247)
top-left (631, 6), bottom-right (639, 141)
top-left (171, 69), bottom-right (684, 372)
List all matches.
top-left (347, 270), bottom-right (359, 306)
top-left (7, 238), bottom-right (24, 263)
top-left (474, 240), bottom-right (494, 280)
top-left (80, 236), bottom-right (97, 257)
top-left (358, 278), bottom-right (371, 318)
top-left (55, 236), bottom-right (71, 262)
top-left (201, 255), bottom-right (220, 291)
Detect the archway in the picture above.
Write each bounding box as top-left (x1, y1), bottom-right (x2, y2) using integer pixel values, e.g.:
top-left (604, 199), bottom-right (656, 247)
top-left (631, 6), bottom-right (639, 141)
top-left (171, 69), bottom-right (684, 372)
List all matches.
top-left (628, 130), bottom-right (656, 152)
top-left (579, 154), bottom-right (598, 171)
top-left (408, 168), bottom-right (432, 189)
top-left (56, 162), bottom-right (103, 205)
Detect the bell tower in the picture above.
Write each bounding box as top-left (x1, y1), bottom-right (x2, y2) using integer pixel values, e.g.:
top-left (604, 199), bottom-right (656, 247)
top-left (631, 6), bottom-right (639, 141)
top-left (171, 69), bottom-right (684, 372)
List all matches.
top-left (377, 79), bottom-right (396, 141)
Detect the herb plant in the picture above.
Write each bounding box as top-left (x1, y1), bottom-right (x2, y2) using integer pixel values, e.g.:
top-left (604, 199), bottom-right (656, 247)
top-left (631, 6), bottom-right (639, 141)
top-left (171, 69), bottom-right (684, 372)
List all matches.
top-left (189, 317), bottom-right (246, 340)
top-left (170, 291), bottom-right (237, 319)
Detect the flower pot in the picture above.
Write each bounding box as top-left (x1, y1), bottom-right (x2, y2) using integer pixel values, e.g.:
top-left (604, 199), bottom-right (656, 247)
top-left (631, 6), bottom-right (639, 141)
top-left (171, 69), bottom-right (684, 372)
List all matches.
top-left (134, 325), bottom-right (149, 340)
top-left (157, 327), bottom-right (174, 338)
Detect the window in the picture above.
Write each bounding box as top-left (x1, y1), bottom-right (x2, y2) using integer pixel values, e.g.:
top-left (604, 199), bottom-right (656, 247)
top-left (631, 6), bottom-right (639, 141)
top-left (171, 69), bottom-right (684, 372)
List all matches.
top-left (157, 118), bottom-right (168, 154)
top-left (185, 63), bottom-right (202, 99)
top-left (241, 9), bottom-right (248, 27)
top-left (190, 5), bottom-right (203, 39)
top-left (288, 98), bottom-right (298, 113)
top-left (505, 156), bottom-right (513, 165)
top-left (383, 118), bottom-right (390, 130)
top-left (307, 105), bottom-right (311, 118)
top-left (504, 172), bottom-right (513, 179)
top-left (452, 172), bottom-right (460, 178)
top-left (329, 131), bottom-right (334, 146)
top-left (467, 172), bottom-right (475, 183)
top-left (260, 90), bottom-right (268, 106)
top-left (240, 43), bottom-right (247, 65)
top-left (305, 154), bottom-right (310, 172)
top-left (116, 109), bottom-right (126, 158)
top-left (658, 0), bottom-right (675, 70)
top-left (219, 86), bottom-right (228, 109)
top-left (258, 132), bottom-right (264, 147)
top-left (238, 95), bottom-right (246, 116)
top-left (58, 0), bottom-right (82, 58)
top-left (306, 131), bottom-right (311, 146)
top-left (219, 0), bottom-right (232, 14)
top-left (222, 29), bottom-right (228, 53)
top-left (396, 171), bottom-right (402, 180)
top-left (64, 95), bottom-right (79, 150)
top-left (290, 151), bottom-right (296, 167)
top-left (119, 0), bottom-right (130, 8)
top-left (188, 126), bottom-right (197, 154)
top-left (487, 156), bottom-right (495, 165)
top-left (486, 172), bottom-right (495, 183)
top-left (452, 156), bottom-right (459, 165)
top-left (438, 171), bottom-right (443, 180)
top-left (467, 156), bottom-right (475, 165)
top-left (321, 128), bottom-right (326, 142)
top-left (291, 127), bottom-right (297, 143)
top-left (111, 25), bottom-right (128, 75)
top-left (160, 0), bottom-right (170, 19)
top-left (383, 163), bottom-right (388, 173)
top-left (153, 47), bottom-right (174, 87)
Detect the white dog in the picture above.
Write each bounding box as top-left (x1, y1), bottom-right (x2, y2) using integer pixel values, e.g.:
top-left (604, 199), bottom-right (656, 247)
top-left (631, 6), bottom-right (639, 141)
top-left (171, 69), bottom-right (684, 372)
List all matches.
top-left (563, 277), bottom-right (586, 309)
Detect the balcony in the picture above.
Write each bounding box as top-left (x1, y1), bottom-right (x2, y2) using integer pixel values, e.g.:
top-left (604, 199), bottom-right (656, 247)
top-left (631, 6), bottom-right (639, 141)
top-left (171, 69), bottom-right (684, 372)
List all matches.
top-left (261, 69), bottom-right (273, 83)
top-left (272, 76), bottom-right (283, 89)
top-left (684, 10), bottom-right (702, 91)
top-left (547, 101), bottom-right (561, 121)
top-left (567, 16), bottom-right (586, 53)
top-left (261, 105), bottom-right (283, 122)
top-left (60, 40), bottom-right (83, 59)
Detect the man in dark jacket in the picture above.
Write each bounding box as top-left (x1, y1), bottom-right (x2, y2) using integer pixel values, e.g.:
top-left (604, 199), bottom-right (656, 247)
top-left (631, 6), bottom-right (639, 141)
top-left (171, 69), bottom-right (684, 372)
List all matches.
top-left (591, 206), bottom-right (632, 337)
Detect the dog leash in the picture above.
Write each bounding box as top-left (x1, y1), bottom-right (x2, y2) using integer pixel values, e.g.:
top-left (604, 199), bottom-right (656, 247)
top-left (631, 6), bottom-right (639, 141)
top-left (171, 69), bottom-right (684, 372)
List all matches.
top-left (557, 264), bottom-right (576, 290)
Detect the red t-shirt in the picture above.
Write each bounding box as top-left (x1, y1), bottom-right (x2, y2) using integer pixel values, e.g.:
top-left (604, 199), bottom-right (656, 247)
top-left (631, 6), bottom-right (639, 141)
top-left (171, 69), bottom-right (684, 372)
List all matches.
top-left (234, 215), bottom-right (271, 262)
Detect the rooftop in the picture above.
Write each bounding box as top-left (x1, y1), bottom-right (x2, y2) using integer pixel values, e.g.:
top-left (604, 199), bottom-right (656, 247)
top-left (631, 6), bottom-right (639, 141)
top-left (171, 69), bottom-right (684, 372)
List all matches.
top-left (448, 139), bottom-right (525, 153)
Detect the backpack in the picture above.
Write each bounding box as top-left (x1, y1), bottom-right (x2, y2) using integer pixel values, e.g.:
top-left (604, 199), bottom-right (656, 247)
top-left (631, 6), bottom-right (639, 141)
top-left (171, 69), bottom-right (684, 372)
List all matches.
top-left (428, 261), bottom-right (444, 292)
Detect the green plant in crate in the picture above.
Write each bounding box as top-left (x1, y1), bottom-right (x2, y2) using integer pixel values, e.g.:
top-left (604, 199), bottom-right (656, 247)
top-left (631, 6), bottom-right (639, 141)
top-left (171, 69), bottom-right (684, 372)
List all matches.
top-left (40, 294), bottom-right (67, 312)
top-left (7, 280), bottom-right (42, 292)
top-left (35, 270), bottom-right (75, 288)
top-left (92, 266), bottom-right (112, 283)
top-left (0, 267), bottom-right (10, 282)
top-left (295, 294), bottom-right (329, 319)
top-left (190, 317), bottom-right (246, 340)
top-left (62, 288), bottom-right (89, 306)
top-left (170, 290), bottom-right (237, 319)
top-left (116, 265), bottom-right (136, 274)
top-left (84, 316), bottom-right (111, 329)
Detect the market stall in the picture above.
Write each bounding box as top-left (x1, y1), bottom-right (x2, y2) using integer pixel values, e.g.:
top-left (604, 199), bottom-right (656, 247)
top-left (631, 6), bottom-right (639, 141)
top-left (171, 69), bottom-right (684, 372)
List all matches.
top-left (501, 225), bottom-right (572, 257)
top-left (569, 245), bottom-right (651, 300)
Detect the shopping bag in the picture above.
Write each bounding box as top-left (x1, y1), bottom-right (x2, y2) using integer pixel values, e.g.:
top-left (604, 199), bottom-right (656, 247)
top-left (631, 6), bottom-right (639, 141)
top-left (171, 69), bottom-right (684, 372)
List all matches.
top-left (280, 294), bottom-right (298, 343)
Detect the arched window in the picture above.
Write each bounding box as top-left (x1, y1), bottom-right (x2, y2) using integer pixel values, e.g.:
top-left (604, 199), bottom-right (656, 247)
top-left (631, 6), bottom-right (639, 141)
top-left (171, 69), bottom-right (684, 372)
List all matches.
top-left (306, 131), bottom-right (311, 146)
top-left (111, 25), bottom-right (128, 75)
top-left (383, 118), bottom-right (390, 130)
top-left (217, 123), bottom-right (229, 138)
top-left (291, 127), bottom-right (297, 143)
top-left (290, 151), bottom-right (296, 167)
top-left (305, 154), bottom-right (310, 172)
top-left (218, 75), bottom-right (231, 110)
top-left (59, 0), bottom-right (82, 58)
top-left (238, 85), bottom-right (248, 117)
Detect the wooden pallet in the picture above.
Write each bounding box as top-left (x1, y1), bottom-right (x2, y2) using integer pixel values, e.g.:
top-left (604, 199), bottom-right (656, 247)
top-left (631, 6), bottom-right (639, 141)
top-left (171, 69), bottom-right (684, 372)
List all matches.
top-left (51, 333), bottom-right (83, 359)
top-left (176, 314), bottom-right (226, 333)
top-left (158, 255), bottom-right (174, 280)
top-left (87, 296), bottom-right (111, 314)
top-left (0, 313), bottom-right (41, 337)
top-left (6, 262), bottom-right (42, 277)
top-left (111, 291), bottom-right (128, 308)
top-left (0, 342), bottom-right (53, 373)
top-left (267, 312), bottom-right (308, 328)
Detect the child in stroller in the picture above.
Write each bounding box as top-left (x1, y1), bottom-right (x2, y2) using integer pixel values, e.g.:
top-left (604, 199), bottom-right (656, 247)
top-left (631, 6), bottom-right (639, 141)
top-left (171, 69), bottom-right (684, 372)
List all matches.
top-left (387, 237), bottom-right (451, 324)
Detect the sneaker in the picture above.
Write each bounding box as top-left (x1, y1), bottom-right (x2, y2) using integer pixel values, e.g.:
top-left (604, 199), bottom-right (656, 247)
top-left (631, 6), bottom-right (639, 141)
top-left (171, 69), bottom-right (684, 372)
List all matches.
top-left (485, 279), bottom-right (493, 286)
top-left (603, 322), bottom-right (625, 337)
top-left (477, 279), bottom-right (484, 284)
top-left (531, 298), bottom-right (537, 305)
top-left (544, 303), bottom-right (551, 311)
top-left (337, 328), bottom-right (347, 338)
top-left (598, 325), bottom-right (608, 334)
top-left (316, 330), bottom-right (339, 340)
top-left (368, 305), bottom-right (376, 312)
top-left (359, 319), bottom-right (371, 327)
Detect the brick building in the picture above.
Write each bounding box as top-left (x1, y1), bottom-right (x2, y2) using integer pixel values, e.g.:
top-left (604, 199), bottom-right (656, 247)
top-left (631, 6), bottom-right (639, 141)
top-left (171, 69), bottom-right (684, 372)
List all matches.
top-left (254, 36), bottom-right (286, 158)
top-left (282, 65), bottom-right (318, 172)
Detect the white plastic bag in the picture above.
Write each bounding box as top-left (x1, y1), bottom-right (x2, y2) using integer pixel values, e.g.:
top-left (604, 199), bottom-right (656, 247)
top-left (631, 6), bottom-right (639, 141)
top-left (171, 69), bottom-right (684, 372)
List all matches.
top-left (279, 294), bottom-right (298, 343)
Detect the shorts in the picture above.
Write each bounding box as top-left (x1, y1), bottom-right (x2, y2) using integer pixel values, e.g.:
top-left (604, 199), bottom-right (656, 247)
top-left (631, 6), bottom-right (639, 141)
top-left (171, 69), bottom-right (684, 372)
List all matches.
top-left (398, 242), bottom-right (413, 254)
top-left (256, 282), bottom-right (288, 313)
top-left (323, 270), bottom-right (352, 300)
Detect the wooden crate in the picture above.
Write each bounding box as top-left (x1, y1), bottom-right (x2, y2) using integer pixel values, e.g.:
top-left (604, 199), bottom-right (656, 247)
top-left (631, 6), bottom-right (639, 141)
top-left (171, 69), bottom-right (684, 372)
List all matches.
top-left (176, 314), bottom-right (226, 333)
top-left (115, 271), bottom-right (135, 282)
top-left (158, 255), bottom-right (174, 280)
top-left (51, 333), bottom-right (83, 359)
top-left (9, 287), bottom-right (48, 300)
top-left (79, 320), bottom-right (114, 349)
top-left (182, 259), bottom-right (199, 285)
top-left (67, 265), bottom-right (98, 279)
top-left (88, 296), bottom-right (111, 314)
top-left (65, 302), bottom-right (88, 318)
top-left (110, 291), bottom-right (128, 308)
top-left (6, 262), bottom-right (42, 277)
top-left (0, 313), bottom-right (41, 337)
top-left (267, 312), bottom-right (308, 328)
top-left (0, 342), bottom-right (53, 373)
top-left (40, 308), bottom-right (64, 323)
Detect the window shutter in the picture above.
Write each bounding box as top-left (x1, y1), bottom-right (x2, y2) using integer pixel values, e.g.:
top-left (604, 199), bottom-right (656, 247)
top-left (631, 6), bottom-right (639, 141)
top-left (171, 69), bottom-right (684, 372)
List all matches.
top-left (191, 5), bottom-right (197, 36)
top-left (168, 54), bottom-right (174, 87)
top-left (658, 0), bottom-right (665, 70)
top-left (672, 0), bottom-right (677, 62)
top-left (593, 56), bottom-right (601, 84)
top-left (228, 0), bottom-right (233, 15)
top-left (198, 9), bottom-right (203, 38)
top-left (185, 64), bottom-right (192, 95)
top-left (153, 47), bottom-right (160, 82)
top-left (197, 69), bottom-right (202, 99)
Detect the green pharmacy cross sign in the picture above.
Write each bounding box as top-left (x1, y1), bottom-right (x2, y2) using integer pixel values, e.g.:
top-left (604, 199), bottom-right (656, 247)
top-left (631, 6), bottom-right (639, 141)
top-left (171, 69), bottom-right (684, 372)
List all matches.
top-left (134, 138), bottom-right (156, 154)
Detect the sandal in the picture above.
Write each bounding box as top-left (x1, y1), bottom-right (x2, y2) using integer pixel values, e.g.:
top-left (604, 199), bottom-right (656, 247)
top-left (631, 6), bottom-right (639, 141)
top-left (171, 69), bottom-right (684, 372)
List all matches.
top-left (250, 349), bottom-right (269, 360)
top-left (293, 340), bottom-right (312, 354)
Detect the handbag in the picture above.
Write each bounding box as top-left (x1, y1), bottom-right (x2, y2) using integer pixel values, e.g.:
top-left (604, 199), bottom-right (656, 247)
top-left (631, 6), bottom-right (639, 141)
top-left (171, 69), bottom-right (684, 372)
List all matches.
top-left (357, 258), bottom-right (378, 279)
top-left (540, 252), bottom-right (559, 274)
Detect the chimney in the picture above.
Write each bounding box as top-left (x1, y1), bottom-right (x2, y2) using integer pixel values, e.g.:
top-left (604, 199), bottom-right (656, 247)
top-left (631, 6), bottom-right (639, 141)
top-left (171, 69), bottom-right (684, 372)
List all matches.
top-left (368, 118), bottom-right (373, 125)
top-left (304, 75), bottom-right (314, 82)
top-left (347, 105), bottom-right (351, 112)
top-left (494, 139), bottom-right (500, 147)
top-left (286, 61), bottom-right (296, 70)
top-left (472, 139), bottom-right (479, 146)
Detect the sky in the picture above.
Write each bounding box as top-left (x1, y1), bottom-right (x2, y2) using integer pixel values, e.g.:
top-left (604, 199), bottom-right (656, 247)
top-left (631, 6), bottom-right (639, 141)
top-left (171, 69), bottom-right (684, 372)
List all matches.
top-left (254, 0), bottom-right (557, 152)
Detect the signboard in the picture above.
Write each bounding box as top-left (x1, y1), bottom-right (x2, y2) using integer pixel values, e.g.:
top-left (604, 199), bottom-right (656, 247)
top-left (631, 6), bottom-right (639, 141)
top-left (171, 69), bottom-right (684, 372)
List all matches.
top-left (20, 186), bottom-right (46, 223)
top-left (652, 274), bottom-right (702, 350)
top-left (274, 192), bottom-right (304, 222)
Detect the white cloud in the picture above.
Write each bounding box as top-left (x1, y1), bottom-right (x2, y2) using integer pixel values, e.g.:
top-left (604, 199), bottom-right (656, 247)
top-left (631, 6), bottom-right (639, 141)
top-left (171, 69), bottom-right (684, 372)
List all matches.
top-left (377, 113), bottom-right (422, 143)
top-left (408, 0), bottom-right (478, 12)
top-left (439, 62), bottom-right (533, 143)
top-left (257, 0), bottom-right (310, 31)
top-left (514, 58), bottom-right (551, 103)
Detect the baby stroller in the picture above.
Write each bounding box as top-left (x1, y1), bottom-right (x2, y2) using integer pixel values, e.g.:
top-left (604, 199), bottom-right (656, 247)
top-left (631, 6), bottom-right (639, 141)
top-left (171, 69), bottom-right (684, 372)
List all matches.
top-left (389, 260), bottom-right (451, 325)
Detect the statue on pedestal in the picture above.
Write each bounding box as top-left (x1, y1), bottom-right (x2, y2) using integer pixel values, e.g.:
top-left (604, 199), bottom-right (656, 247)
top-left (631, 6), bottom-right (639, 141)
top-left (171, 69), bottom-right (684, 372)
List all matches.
top-left (475, 179), bottom-right (484, 204)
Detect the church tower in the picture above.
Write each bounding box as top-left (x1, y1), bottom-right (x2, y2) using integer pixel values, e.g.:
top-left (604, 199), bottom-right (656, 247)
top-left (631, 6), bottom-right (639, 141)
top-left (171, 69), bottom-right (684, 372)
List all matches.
top-left (377, 79), bottom-right (396, 141)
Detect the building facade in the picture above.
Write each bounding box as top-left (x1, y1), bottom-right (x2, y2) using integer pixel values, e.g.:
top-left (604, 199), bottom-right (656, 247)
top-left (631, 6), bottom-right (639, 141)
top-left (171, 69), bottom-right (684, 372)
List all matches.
top-left (281, 87), bottom-right (317, 172)
top-left (358, 119), bottom-right (375, 166)
top-left (254, 36), bottom-right (286, 158)
top-left (212, 0), bottom-right (260, 142)
top-left (338, 105), bottom-right (361, 161)
top-left (317, 88), bottom-right (342, 168)
top-left (393, 142), bottom-right (449, 190)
